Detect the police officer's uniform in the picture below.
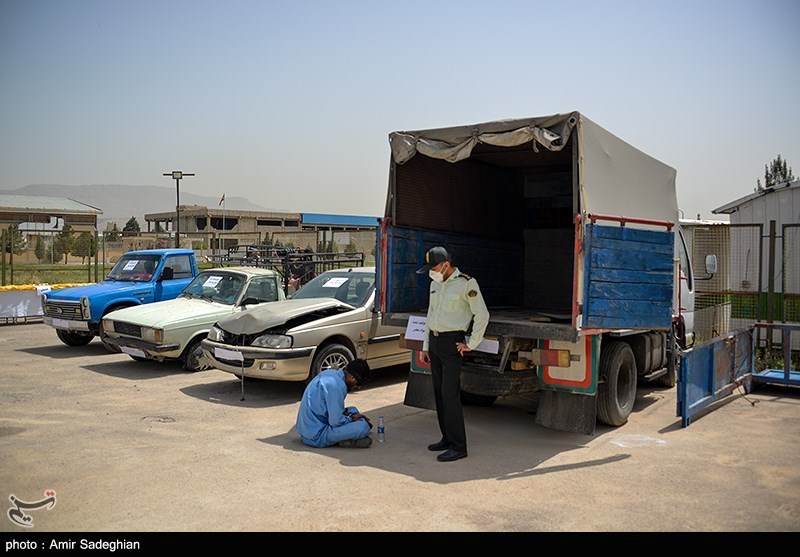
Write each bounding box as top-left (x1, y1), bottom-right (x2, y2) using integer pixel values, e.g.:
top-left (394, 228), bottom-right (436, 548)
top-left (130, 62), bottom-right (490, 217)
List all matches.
top-left (417, 247), bottom-right (490, 460)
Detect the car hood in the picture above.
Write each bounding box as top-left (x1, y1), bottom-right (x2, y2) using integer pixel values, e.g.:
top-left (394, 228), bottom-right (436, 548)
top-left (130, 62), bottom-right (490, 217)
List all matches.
top-left (215, 298), bottom-right (351, 335)
top-left (45, 281), bottom-right (149, 301)
top-left (105, 297), bottom-right (234, 328)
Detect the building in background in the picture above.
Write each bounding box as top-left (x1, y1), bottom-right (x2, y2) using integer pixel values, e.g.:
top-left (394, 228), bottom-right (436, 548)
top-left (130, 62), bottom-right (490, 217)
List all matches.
top-left (144, 206), bottom-right (379, 261)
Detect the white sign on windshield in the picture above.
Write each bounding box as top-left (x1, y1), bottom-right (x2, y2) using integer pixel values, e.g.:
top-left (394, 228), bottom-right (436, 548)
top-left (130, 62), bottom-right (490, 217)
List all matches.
top-left (203, 276), bottom-right (223, 287)
top-left (123, 260), bottom-right (139, 271)
top-left (322, 277), bottom-right (348, 288)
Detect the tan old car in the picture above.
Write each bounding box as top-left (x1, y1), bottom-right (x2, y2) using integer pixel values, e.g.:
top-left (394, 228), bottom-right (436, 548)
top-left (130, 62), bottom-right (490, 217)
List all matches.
top-left (201, 266), bottom-right (409, 382)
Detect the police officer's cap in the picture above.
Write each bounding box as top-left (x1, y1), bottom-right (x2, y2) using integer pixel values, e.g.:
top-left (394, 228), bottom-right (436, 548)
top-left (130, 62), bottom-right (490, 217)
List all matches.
top-left (416, 246), bottom-right (452, 274)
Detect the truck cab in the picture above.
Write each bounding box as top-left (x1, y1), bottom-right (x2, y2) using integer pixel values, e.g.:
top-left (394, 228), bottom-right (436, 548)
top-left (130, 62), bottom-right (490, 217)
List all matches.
top-left (41, 248), bottom-right (198, 347)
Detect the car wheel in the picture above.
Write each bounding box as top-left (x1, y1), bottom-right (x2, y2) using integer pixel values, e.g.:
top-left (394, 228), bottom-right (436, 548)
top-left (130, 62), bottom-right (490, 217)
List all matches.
top-left (182, 337), bottom-right (211, 372)
top-left (308, 343), bottom-right (354, 384)
top-left (55, 329), bottom-right (94, 346)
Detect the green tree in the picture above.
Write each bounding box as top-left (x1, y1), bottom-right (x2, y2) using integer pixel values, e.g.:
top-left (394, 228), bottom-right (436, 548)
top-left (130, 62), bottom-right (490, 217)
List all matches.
top-left (2, 224), bottom-right (25, 255)
top-left (71, 231), bottom-right (97, 264)
top-left (34, 235), bottom-right (46, 262)
top-left (154, 222), bottom-right (163, 233)
top-left (53, 224), bottom-right (74, 264)
top-left (123, 216), bottom-right (141, 235)
top-left (344, 240), bottom-right (358, 253)
top-left (105, 223), bottom-right (122, 242)
top-left (757, 155), bottom-right (795, 191)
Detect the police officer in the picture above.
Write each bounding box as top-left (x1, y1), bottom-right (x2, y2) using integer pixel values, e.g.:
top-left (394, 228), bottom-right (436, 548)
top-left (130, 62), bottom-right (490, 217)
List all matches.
top-left (416, 246), bottom-right (490, 462)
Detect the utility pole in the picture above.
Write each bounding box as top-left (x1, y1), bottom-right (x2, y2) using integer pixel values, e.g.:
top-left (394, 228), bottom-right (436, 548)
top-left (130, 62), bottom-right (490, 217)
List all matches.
top-left (163, 171), bottom-right (194, 248)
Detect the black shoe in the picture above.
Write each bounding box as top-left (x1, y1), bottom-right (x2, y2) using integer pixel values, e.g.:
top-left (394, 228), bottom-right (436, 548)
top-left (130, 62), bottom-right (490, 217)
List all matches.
top-left (437, 449), bottom-right (467, 462)
top-left (427, 440), bottom-right (449, 452)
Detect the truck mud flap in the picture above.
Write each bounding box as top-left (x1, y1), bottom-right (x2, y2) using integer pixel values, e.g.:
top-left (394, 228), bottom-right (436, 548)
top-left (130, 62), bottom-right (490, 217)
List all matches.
top-left (535, 390), bottom-right (597, 435)
top-left (678, 327), bottom-right (754, 427)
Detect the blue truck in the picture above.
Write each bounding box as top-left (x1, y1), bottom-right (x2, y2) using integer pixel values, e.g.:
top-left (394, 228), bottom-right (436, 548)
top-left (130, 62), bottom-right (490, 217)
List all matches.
top-left (378, 111), bottom-right (716, 434)
top-left (41, 248), bottom-right (199, 347)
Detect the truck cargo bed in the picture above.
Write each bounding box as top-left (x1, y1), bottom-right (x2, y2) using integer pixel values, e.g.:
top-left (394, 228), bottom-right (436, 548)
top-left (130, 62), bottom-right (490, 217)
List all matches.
top-left (384, 306), bottom-right (578, 343)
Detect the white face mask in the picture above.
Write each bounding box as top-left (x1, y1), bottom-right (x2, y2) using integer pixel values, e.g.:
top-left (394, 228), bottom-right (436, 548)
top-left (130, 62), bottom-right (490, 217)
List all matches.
top-left (429, 268), bottom-right (445, 283)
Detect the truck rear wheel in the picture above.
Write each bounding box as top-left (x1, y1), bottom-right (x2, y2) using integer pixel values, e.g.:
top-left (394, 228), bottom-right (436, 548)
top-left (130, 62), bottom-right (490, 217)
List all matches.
top-left (56, 329), bottom-right (94, 346)
top-left (597, 341), bottom-right (637, 426)
top-left (460, 391), bottom-right (497, 406)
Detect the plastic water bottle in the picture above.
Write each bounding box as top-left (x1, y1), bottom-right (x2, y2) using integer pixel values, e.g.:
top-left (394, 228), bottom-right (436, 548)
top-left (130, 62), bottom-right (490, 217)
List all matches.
top-left (377, 416), bottom-right (385, 443)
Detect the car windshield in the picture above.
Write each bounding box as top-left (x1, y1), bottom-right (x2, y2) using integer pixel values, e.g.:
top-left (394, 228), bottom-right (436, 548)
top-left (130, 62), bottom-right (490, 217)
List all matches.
top-left (290, 271), bottom-right (374, 307)
top-left (107, 254), bottom-right (161, 282)
top-left (182, 272), bottom-right (245, 305)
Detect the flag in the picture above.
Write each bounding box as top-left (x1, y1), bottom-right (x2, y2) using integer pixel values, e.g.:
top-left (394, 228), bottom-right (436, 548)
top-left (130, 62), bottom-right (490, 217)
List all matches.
top-left (219, 194), bottom-right (225, 206)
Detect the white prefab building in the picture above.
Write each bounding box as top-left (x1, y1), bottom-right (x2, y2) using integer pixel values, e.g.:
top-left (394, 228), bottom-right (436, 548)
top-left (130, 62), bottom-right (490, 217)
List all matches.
top-left (713, 180), bottom-right (800, 348)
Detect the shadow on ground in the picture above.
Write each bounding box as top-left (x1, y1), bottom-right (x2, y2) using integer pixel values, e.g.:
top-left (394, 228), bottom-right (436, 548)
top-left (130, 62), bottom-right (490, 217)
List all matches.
top-left (19, 340), bottom-right (112, 359)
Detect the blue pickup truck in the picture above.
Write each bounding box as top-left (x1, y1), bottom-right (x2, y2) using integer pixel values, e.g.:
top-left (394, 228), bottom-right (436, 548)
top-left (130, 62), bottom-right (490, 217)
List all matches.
top-left (41, 248), bottom-right (199, 347)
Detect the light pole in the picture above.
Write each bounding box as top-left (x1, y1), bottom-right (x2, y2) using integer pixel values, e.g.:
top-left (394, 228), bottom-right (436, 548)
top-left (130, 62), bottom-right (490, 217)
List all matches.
top-left (163, 170), bottom-right (194, 248)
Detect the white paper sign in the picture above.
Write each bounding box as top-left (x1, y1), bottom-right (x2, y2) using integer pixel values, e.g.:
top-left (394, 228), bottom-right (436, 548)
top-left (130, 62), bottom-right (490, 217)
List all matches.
top-left (322, 277), bottom-right (347, 288)
top-left (203, 276), bottom-right (223, 287)
top-left (121, 346), bottom-right (147, 358)
top-left (215, 347), bottom-right (244, 361)
top-left (404, 315), bottom-right (499, 354)
top-left (404, 315), bottom-right (427, 341)
top-left (469, 336), bottom-right (500, 355)
top-left (123, 260), bottom-right (138, 271)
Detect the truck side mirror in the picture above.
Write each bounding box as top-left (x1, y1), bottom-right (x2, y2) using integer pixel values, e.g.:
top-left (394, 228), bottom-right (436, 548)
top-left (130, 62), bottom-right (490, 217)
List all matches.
top-left (705, 254), bottom-right (717, 276)
top-left (159, 267), bottom-right (174, 281)
top-left (696, 254), bottom-right (717, 280)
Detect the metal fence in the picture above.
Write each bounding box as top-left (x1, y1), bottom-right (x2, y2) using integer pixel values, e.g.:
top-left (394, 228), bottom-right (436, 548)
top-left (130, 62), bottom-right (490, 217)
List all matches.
top-left (689, 221), bottom-right (799, 352)
top-left (690, 223), bottom-right (762, 343)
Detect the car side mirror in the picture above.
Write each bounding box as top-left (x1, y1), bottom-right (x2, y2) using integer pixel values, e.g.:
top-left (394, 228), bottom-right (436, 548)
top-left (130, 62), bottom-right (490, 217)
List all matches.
top-left (239, 297), bottom-right (260, 306)
top-left (159, 267), bottom-right (174, 281)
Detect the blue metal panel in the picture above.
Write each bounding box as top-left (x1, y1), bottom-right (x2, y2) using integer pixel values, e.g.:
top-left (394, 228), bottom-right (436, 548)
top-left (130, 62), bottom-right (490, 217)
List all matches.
top-left (583, 223), bottom-right (674, 329)
top-left (678, 327), bottom-right (754, 427)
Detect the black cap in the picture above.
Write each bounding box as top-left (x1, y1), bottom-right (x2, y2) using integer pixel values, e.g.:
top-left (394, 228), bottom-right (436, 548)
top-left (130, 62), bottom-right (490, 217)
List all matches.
top-left (345, 358), bottom-right (371, 385)
top-left (416, 246), bottom-right (452, 274)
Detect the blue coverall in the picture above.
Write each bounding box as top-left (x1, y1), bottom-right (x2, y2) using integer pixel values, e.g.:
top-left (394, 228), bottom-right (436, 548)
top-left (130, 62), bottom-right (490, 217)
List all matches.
top-left (296, 368), bottom-right (371, 448)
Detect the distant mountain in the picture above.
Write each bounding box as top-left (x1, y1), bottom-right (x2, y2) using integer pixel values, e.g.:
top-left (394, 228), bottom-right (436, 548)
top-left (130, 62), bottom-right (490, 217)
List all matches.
top-left (0, 184), bottom-right (277, 229)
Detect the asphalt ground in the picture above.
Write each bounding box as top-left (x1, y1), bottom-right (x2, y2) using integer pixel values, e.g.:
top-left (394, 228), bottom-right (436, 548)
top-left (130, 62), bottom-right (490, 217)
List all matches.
top-left (1, 322), bottom-right (799, 535)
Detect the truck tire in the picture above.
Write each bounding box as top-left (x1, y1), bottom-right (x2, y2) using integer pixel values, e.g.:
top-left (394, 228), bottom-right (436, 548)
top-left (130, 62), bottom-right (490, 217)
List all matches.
top-left (460, 365), bottom-right (538, 397)
top-left (56, 329), bottom-right (94, 346)
top-left (460, 391), bottom-right (498, 406)
top-left (308, 343), bottom-right (353, 384)
top-left (597, 341), bottom-right (638, 426)
top-left (657, 332), bottom-right (680, 388)
top-left (182, 337), bottom-right (211, 372)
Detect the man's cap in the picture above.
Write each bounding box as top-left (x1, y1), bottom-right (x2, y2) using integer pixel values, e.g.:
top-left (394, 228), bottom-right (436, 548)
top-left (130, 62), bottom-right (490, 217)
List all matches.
top-left (345, 358), bottom-right (371, 385)
top-left (416, 246), bottom-right (452, 274)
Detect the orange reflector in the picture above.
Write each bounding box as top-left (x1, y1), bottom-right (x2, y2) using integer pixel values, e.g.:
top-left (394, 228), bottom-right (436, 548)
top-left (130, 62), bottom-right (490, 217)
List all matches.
top-left (528, 349), bottom-right (571, 367)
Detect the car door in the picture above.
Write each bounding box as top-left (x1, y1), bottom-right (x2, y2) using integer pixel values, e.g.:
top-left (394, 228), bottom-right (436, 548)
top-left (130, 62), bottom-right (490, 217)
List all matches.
top-left (158, 254), bottom-right (195, 301)
top-left (362, 286), bottom-right (405, 362)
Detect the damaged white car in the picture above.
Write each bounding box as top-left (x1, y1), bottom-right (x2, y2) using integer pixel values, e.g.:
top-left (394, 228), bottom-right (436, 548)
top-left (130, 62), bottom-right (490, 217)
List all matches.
top-left (201, 266), bottom-right (409, 382)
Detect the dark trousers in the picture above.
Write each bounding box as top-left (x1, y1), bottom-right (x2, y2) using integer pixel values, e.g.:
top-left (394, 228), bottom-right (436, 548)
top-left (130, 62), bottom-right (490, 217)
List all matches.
top-left (429, 331), bottom-right (467, 452)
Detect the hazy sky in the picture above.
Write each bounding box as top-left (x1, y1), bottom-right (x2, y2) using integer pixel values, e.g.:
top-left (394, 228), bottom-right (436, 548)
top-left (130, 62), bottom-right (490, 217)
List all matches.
top-left (1, 0), bottom-right (798, 220)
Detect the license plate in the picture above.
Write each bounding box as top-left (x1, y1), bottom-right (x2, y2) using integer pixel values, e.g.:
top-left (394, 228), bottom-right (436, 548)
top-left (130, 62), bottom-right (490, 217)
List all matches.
top-left (52, 318), bottom-right (70, 330)
top-left (215, 347), bottom-right (243, 362)
top-left (121, 346), bottom-right (147, 359)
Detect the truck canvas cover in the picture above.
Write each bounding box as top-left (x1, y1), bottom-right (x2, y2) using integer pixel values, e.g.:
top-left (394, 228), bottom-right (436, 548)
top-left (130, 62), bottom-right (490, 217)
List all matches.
top-left (387, 111), bottom-right (678, 225)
